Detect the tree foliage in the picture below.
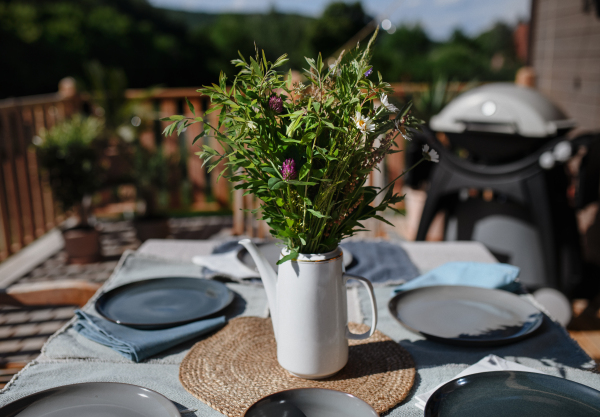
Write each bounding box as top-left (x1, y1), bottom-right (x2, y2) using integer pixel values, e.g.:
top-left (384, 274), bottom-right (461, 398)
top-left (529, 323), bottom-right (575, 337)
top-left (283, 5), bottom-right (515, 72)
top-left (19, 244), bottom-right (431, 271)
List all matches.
top-left (0, 0), bottom-right (524, 99)
top-left (371, 23), bottom-right (523, 83)
top-left (36, 115), bottom-right (104, 210)
top-left (0, 0), bottom-right (204, 97)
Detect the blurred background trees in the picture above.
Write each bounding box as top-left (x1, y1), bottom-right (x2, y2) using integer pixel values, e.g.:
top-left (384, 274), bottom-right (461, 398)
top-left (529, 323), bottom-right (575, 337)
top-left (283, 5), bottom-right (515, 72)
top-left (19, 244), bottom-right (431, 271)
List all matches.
top-left (0, 0), bottom-right (525, 99)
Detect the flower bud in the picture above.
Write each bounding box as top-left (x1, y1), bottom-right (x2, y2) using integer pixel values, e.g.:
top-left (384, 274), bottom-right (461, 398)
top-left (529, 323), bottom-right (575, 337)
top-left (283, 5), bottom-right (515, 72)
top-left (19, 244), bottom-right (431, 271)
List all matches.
top-left (269, 95), bottom-right (283, 113)
top-left (281, 158), bottom-right (297, 181)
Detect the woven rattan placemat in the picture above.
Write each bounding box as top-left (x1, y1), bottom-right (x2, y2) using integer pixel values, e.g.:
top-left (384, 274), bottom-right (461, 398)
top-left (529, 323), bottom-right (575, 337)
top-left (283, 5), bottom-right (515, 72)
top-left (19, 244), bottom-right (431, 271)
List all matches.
top-left (179, 317), bottom-right (415, 416)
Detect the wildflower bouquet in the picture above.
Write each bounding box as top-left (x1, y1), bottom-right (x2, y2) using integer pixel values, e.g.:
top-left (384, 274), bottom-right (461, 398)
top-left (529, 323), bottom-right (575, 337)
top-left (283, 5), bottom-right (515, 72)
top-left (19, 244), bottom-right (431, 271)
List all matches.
top-left (162, 29), bottom-right (437, 262)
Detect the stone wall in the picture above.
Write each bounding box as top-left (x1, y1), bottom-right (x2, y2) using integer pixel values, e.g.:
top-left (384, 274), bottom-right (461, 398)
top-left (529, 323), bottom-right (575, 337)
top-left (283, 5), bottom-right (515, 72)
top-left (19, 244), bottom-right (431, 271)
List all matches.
top-left (531, 0), bottom-right (600, 131)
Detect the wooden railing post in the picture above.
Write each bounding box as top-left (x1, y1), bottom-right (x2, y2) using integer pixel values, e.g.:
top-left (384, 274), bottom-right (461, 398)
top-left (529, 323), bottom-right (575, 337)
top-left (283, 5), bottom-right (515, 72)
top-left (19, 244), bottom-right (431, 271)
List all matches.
top-left (160, 98), bottom-right (182, 209)
top-left (21, 107), bottom-right (48, 237)
top-left (244, 193), bottom-right (255, 237)
top-left (0, 164), bottom-right (12, 261)
top-left (184, 97), bottom-right (207, 210)
top-left (232, 187), bottom-right (244, 235)
top-left (206, 106), bottom-right (230, 209)
top-left (13, 109), bottom-right (35, 244)
top-left (386, 136), bottom-right (406, 209)
top-left (0, 111), bottom-right (24, 253)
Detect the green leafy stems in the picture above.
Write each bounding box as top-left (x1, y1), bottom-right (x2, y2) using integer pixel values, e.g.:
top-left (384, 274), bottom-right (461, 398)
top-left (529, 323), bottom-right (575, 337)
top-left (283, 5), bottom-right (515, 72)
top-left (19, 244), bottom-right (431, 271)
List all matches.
top-left (162, 28), bottom-right (428, 263)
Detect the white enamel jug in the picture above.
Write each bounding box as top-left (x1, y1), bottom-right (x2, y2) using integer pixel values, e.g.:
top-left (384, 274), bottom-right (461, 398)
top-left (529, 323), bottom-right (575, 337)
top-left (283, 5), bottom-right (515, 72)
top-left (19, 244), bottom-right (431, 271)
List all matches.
top-left (239, 239), bottom-right (377, 379)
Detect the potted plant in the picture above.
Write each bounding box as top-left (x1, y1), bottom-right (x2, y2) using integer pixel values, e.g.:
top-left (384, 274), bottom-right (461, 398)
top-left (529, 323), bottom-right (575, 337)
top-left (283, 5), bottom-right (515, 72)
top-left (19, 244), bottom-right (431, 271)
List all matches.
top-left (131, 144), bottom-right (175, 242)
top-left (162, 29), bottom-right (437, 378)
top-left (83, 61), bottom-right (172, 239)
top-left (36, 115), bottom-right (104, 263)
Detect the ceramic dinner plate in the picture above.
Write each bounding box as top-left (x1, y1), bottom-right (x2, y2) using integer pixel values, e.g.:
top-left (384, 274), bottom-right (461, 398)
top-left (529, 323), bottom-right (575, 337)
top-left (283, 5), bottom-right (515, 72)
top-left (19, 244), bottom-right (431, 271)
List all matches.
top-left (388, 285), bottom-right (543, 346)
top-left (96, 277), bottom-right (234, 329)
top-left (0, 382), bottom-right (181, 417)
top-left (244, 388), bottom-right (378, 417)
top-left (425, 371), bottom-right (600, 417)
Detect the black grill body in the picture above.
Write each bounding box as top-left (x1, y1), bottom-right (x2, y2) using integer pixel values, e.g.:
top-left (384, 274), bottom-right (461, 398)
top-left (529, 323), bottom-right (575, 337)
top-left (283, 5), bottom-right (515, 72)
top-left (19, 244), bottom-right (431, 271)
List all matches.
top-left (415, 83), bottom-right (595, 295)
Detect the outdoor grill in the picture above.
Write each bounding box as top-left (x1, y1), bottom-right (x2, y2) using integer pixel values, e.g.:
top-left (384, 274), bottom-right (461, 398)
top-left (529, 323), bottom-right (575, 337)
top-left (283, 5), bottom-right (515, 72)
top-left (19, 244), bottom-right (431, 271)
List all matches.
top-left (416, 83), bottom-right (594, 295)
top-left (429, 83), bottom-right (577, 163)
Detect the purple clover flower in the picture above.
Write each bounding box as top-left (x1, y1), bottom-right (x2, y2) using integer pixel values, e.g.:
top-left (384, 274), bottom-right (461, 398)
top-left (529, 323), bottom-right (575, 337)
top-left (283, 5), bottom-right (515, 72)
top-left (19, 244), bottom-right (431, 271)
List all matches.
top-left (269, 95), bottom-right (283, 113)
top-left (281, 158), bottom-right (297, 181)
top-left (364, 67), bottom-right (373, 77)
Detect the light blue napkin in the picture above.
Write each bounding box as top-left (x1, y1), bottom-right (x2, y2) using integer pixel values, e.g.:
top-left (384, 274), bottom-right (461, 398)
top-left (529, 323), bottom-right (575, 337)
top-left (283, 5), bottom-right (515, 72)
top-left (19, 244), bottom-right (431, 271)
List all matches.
top-left (73, 310), bottom-right (226, 362)
top-left (391, 261), bottom-right (521, 294)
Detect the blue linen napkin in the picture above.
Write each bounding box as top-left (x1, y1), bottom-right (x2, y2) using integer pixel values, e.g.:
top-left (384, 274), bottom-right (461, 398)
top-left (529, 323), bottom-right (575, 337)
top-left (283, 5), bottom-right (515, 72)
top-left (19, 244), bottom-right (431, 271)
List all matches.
top-left (341, 240), bottom-right (420, 286)
top-left (391, 261), bottom-right (521, 294)
top-left (73, 310), bottom-right (226, 362)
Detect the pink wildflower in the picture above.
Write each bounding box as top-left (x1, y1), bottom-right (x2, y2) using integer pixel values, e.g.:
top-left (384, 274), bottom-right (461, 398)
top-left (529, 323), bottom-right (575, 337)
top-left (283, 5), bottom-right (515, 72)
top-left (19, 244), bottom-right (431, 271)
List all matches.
top-left (269, 95), bottom-right (284, 113)
top-left (281, 158), bottom-right (297, 181)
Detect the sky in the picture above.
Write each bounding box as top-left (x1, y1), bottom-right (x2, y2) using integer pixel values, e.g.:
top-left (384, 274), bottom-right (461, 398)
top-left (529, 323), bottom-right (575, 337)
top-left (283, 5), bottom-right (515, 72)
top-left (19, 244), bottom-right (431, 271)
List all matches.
top-left (147, 0), bottom-right (531, 40)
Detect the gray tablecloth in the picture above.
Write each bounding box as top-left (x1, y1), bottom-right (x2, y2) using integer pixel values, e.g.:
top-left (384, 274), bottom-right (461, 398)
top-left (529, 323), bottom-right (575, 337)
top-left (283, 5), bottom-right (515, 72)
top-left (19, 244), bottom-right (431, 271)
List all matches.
top-left (40, 251), bottom-right (269, 364)
top-left (1, 241), bottom-right (599, 417)
top-left (361, 287), bottom-right (598, 415)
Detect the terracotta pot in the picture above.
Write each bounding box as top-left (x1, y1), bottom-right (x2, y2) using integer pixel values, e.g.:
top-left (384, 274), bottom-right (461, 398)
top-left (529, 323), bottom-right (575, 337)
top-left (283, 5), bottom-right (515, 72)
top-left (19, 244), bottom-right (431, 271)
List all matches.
top-left (133, 217), bottom-right (170, 243)
top-left (62, 226), bottom-right (101, 264)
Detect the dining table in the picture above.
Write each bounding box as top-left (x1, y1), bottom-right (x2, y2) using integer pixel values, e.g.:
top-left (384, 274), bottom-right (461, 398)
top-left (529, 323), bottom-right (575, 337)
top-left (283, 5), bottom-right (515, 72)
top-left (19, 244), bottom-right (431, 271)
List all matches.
top-left (1, 237), bottom-right (599, 416)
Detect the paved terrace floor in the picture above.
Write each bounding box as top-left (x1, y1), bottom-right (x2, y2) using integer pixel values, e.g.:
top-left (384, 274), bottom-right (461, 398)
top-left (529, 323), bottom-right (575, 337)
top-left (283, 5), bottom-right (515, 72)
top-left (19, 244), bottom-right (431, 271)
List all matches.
top-left (0, 216), bottom-right (233, 387)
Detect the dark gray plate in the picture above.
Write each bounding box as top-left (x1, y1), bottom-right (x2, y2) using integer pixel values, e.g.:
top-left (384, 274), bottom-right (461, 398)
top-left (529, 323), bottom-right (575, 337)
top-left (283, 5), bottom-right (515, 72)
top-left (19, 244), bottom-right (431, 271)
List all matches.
top-left (425, 371), bottom-right (600, 417)
top-left (388, 285), bottom-right (543, 346)
top-left (0, 382), bottom-right (181, 417)
top-left (244, 388), bottom-right (378, 417)
top-left (96, 277), bottom-right (233, 329)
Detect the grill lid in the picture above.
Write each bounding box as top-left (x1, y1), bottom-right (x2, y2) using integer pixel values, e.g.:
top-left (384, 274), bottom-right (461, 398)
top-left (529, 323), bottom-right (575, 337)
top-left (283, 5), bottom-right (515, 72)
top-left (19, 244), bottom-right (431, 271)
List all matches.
top-left (430, 83), bottom-right (576, 138)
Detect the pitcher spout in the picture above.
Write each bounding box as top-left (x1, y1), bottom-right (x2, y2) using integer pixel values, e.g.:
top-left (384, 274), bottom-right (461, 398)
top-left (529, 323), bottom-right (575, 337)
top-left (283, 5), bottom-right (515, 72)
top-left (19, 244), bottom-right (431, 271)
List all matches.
top-left (238, 239), bottom-right (279, 340)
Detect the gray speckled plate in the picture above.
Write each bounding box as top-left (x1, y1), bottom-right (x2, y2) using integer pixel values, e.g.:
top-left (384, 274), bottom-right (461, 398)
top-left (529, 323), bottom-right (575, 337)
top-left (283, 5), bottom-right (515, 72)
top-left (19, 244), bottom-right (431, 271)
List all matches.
top-left (244, 388), bottom-right (377, 417)
top-left (0, 382), bottom-right (181, 417)
top-left (388, 285), bottom-right (543, 346)
top-left (425, 371), bottom-right (600, 417)
top-left (96, 277), bottom-right (233, 329)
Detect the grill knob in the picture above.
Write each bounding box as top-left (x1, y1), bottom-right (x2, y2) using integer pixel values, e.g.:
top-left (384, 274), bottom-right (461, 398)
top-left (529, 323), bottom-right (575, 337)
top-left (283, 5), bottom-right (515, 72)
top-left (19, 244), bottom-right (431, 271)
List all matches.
top-left (539, 151), bottom-right (555, 169)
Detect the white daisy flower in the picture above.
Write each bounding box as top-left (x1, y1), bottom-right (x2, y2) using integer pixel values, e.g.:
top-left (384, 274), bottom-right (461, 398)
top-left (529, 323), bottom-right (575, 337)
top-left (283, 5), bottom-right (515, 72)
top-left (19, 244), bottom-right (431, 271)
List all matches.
top-left (246, 121), bottom-right (257, 131)
top-left (329, 64), bottom-right (341, 77)
top-left (353, 112), bottom-right (375, 134)
top-left (422, 144), bottom-right (440, 163)
top-left (400, 128), bottom-right (411, 141)
top-left (380, 94), bottom-right (399, 113)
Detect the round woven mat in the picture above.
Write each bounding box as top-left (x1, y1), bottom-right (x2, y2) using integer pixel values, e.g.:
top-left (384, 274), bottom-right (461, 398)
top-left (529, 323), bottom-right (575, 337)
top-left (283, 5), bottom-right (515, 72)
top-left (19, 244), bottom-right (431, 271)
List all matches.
top-left (179, 317), bottom-right (415, 416)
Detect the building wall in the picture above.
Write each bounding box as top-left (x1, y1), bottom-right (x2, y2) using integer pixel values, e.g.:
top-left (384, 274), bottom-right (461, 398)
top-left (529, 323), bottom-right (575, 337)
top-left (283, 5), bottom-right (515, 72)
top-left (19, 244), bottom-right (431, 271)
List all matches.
top-left (531, 0), bottom-right (600, 132)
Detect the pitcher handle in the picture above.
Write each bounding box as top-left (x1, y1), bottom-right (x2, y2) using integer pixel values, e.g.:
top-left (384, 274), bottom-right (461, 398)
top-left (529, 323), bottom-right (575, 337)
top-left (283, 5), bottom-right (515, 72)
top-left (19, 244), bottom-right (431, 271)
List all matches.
top-left (343, 274), bottom-right (377, 340)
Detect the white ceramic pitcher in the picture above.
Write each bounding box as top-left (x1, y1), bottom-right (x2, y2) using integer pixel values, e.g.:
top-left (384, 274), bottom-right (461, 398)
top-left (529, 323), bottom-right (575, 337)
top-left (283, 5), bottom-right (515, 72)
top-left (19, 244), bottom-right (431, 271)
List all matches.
top-left (239, 239), bottom-right (377, 379)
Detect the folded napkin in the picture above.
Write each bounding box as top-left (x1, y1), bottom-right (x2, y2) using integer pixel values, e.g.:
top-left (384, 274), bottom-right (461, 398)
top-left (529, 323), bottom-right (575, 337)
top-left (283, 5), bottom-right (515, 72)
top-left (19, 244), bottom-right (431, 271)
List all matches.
top-left (193, 239), bottom-right (265, 282)
top-left (341, 240), bottom-right (419, 286)
top-left (392, 261), bottom-right (520, 294)
top-left (74, 310), bottom-right (226, 362)
top-left (414, 354), bottom-right (545, 410)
